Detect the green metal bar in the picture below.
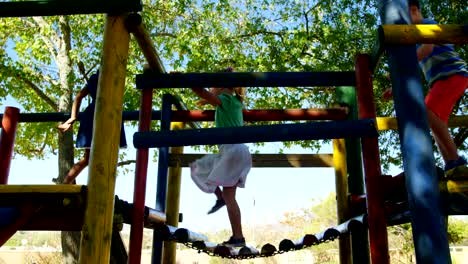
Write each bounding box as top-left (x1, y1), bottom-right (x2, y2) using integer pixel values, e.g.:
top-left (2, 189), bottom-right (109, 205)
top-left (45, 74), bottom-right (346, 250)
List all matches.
top-left (0, 0), bottom-right (142, 17)
top-left (335, 86), bottom-right (369, 264)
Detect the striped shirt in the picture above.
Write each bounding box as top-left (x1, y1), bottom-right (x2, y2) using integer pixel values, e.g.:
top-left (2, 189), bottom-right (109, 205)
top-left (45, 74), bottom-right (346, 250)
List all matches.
top-left (418, 19), bottom-right (468, 87)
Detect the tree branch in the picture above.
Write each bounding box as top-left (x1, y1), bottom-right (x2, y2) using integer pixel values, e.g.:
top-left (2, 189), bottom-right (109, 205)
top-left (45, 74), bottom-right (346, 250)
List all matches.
top-left (15, 72), bottom-right (59, 111)
top-left (31, 17), bottom-right (59, 58)
top-left (154, 32), bottom-right (177, 38)
top-left (117, 160), bottom-right (137, 167)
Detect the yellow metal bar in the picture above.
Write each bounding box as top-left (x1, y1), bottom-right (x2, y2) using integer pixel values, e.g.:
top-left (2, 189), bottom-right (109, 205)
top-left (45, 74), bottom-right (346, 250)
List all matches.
top-left (376, 117), bottom-right (398, 131)
top-left (333, 138), bottom-right (352, 264)
top-left (0, 184), bottom-right (83, 193)
top-left (446, 180), bottom-right (468, 193)
top-left (163, 122), bottom-right (185, 264)
top-left (381, 24), bottom-right (468, 45)
top-left (79, 14), bottom-right (130, 264)
top-left (376, 115), bottom-right (468, 131)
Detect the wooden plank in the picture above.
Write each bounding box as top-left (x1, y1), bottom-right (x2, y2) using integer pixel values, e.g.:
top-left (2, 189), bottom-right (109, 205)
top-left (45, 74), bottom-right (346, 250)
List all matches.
top-left (169, 153), bottom-right (334, 168)
top-left (0, 184), bottom-right (84, 194)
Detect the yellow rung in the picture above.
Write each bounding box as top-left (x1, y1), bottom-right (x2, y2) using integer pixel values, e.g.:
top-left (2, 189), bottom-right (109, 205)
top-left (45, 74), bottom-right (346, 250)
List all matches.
top-left (446, 180), bottom-right (468, 193)
top-left (376, 116), bottom-right (468, 131)
top-left (0, 184), bottom-right (84, 194)
top-left (381, 24), bottom-right (468, 45)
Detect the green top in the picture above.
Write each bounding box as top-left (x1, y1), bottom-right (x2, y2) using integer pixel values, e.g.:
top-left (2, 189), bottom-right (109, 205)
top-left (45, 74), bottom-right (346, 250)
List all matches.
top-left (215, 93), bottom-right (243, 128)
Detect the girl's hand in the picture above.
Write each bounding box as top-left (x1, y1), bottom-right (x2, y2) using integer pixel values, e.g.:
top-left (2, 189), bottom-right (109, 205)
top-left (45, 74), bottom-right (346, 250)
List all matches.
top-left (58, 119), bottom-right (75, 132)
top-left (196, 99), bottom-right (209, 106)
top-left (382, 88), bottom-right (393, 101)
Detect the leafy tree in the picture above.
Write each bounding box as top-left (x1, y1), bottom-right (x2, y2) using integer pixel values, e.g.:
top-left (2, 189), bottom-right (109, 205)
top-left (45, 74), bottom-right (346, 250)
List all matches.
top-left (1, 0), bottom-right (466, 262)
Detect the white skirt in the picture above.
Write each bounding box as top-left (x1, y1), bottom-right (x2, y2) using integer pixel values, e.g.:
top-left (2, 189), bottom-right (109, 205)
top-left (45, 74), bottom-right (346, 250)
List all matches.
top-left (190, 144), bottom-right (252, 193)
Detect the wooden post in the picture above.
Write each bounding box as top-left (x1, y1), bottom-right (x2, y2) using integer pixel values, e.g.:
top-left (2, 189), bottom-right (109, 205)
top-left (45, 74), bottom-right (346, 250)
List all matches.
top-left (125, 13), bottom-right (165, 73)
top-left (163, 122), bottom-right (185, 264)
top-left (79, 14), bottom-right (130, 264)
top-left (333, 138), bottom-right (351, 264)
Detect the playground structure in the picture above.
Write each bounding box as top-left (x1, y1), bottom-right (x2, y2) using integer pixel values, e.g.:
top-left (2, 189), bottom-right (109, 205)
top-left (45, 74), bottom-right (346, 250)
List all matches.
top-left (0, 1), bottom-right (467, 264)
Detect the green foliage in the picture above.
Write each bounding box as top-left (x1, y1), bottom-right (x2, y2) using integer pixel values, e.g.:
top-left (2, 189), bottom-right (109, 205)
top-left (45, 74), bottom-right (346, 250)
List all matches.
top-left (448, 217), bottom-right (468, 245)
top-left (0, 0), bottom-right (466, 169)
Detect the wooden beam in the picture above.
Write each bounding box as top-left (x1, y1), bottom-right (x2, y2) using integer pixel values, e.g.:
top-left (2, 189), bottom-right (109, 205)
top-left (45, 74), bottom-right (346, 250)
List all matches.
top-left (168, 153), bottom-right (334, 168)
top-left (126, 13), bottom-right (166, 73)
top-left (0, 184), bottom-right (83, 194)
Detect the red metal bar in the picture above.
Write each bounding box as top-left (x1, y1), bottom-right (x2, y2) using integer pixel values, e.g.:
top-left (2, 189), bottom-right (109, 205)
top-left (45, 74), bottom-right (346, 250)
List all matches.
top-left (170, 107), bottom-right (348, 122)
top-left (0, 203), bottom-right (35, 247)
top-left (0, 107), bottom-right (20, 184)
top-left (128, 88), bottom-right (153, 264)
top-left (355, 54), bottom-right (389, 264)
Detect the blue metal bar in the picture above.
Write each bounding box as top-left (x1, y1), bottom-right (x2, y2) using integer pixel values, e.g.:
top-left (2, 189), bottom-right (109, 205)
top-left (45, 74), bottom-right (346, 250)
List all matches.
top-left (136, 71), bottom-right (356, 89)
top-left (0, 0), bottom-right (142, 17)
top-left (378, 1), bottom-right (451, 263)
top-left (134, 119), bottom-right (378, 148)
top-left (151, 94), bottom-right (172, 264)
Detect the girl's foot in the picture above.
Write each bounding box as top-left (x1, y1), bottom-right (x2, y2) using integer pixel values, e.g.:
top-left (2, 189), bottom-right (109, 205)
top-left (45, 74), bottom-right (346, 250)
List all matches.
top-left (445, 156), bottom-right (467, 172)
top-left (207, 199), bottom-right (225, 214)
top-left (221, 236), bottom-right (245, 247)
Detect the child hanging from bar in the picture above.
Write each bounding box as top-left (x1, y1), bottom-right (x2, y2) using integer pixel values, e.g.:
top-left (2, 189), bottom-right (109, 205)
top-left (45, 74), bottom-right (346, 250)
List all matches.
top-left (57, 68), bottom-right (127, 184)
top-left (190, 67), bottom-right (252, 247)
top-left (383, 0), bottom-right (468, 173)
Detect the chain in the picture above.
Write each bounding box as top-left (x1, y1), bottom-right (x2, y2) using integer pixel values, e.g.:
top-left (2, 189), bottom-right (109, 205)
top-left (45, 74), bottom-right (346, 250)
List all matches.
top-left (180, 235), bottom-right (340, 260)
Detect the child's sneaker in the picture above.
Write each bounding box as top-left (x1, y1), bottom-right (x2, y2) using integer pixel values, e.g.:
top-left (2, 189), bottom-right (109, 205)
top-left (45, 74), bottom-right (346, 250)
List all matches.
top-left (222, 236), bottom-right (246, 247)
top-left (445, 156), bottom-right (467, 171)
top-left (207, 199), bottom-right (225, 215)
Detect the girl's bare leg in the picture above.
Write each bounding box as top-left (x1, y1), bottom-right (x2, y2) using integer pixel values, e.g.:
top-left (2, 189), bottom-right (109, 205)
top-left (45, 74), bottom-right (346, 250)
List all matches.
top-left (427, 110), bottom-right (458, 162)
top-left (222, 186), bottom-right (243, 239)
top-left (63, 149), bottom-right (90, 184)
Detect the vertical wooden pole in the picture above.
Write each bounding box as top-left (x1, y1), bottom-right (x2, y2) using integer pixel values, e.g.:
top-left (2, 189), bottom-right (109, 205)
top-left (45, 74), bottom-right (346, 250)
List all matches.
top-left (355, 54), bottom-right (389, 264)
top-left (162, 122), bottom-right (185, 264)
top-left (333, 138), bottom-right (351, 264)
top-left (0, 106), bottom-right (20, 184)
top-left (79, 14), bottom-right (130, 264)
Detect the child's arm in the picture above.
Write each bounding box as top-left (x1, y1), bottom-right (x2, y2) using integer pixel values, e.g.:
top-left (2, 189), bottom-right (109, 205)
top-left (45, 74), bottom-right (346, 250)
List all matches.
top-left (417, 44), bottom-right (434, 61)
top-left (58, 87), bottom-right (90, 132)
top-left (191, 88), bottom-right (222, 106)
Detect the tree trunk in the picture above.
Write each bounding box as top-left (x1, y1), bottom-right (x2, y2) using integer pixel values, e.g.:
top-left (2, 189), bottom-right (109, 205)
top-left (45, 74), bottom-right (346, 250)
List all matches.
top-left (55, 16), bottom-right (81, 264)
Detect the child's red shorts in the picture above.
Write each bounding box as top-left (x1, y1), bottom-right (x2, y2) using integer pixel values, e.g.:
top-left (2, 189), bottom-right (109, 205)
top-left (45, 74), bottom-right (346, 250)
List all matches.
top-left (425, 74), bottom-right (468, 123)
